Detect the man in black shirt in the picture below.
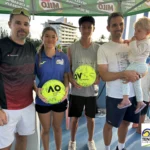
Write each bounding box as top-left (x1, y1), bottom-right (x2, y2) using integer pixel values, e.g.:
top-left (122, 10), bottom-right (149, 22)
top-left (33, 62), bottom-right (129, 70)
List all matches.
top-left (0, 8), bottom-right (36, 150)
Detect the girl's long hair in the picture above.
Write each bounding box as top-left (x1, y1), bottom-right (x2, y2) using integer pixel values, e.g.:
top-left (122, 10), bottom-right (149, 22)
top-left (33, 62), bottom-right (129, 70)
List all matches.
top-left (37, 26), bottom-right (57, 67)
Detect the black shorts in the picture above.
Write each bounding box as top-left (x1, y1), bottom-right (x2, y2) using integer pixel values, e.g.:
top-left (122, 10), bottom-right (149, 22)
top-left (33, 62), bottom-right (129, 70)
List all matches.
top-left (141, 101), bottom-right (149, 115)
top-left (106, 96), bottom-right (140, 128)
top-left (68, 95), bottom-right (97, 118)
top-left (35, 100), bottom-right (67, 113)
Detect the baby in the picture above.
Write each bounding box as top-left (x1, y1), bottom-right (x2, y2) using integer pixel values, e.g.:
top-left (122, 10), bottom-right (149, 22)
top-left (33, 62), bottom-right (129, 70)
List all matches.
top-left (118, 17), bottom-right (150, 114)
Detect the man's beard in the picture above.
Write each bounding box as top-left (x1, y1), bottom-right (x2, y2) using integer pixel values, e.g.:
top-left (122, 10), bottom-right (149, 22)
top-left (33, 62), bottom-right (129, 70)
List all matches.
top-left (17, 30), bottom-right (28, 40)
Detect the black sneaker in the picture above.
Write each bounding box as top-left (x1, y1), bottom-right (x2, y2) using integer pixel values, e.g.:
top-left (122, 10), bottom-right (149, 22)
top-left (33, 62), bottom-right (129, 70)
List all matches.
top-left (116, 146), bottom-right (126, 150)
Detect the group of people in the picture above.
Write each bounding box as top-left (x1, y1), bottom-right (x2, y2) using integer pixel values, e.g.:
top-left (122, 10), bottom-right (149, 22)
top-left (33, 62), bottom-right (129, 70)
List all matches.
top-left (0, 8), bottom-right (150, 150)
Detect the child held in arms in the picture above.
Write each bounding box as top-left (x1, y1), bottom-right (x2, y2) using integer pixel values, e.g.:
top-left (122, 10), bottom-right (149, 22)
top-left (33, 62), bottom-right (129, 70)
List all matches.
top-left (118, 17), bottom-right (150, 114)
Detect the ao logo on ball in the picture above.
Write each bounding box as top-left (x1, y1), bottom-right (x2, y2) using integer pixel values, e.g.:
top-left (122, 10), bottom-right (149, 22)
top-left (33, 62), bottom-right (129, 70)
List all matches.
top-left (74, 65), bottom-right (96, 87)
top-left (41, 80), bottom-right (65, 104)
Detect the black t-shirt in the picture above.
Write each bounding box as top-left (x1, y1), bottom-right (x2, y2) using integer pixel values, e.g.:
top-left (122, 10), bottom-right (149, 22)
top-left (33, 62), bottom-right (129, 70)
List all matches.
top-left (0, 37), bottom-right (36, 109)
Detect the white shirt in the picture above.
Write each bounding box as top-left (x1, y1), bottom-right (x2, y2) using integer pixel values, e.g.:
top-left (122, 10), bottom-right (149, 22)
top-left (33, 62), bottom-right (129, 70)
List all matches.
top-left (97, 41), bottom-right (135, 98)
top-left (128, 39), bottom-right (150, 63)
top-left (141, 65), bottom-right (150, 102)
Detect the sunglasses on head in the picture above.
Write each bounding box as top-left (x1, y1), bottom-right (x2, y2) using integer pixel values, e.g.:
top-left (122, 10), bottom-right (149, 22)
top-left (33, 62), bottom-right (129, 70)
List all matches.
top-left (11, 8), bottom-right (30, 19)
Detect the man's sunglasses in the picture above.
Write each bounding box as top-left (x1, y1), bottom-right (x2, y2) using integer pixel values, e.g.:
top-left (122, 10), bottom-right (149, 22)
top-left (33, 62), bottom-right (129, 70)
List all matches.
top-left (11, 8), bottom-right (30, 19)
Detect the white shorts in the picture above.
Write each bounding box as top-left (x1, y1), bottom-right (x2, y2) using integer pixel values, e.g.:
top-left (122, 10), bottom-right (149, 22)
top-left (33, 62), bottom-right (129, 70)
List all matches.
top-left (0, 103), bottom-right (35, 149)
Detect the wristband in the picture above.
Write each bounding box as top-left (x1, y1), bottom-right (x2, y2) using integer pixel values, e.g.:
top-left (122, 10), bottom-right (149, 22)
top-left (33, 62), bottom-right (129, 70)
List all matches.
top-left (139, 74), bottom-right (142, 78)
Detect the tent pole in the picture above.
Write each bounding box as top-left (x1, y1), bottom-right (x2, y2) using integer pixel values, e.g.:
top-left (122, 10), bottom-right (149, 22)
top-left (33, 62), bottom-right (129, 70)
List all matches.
top-left (122, 16), bottom-right (127, 39)
top-left (128, 15), bottom-right (136, 39)
top-left (31, 0), bottom-right (35, 20)
top-left (117, 0), bottom-right (122, 13)
top-left (144, 12), bottom-right (148, 17)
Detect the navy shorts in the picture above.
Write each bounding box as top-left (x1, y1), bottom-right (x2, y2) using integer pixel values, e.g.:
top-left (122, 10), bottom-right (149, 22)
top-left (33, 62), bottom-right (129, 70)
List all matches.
top-left (141, 101), bottom-right (149, 115)
top-left (106, 96), bottom-right (140, 128)
top-left (35, 99), bottom-right (67, 113)
top-left (68, 95), bottom-right (97, 118)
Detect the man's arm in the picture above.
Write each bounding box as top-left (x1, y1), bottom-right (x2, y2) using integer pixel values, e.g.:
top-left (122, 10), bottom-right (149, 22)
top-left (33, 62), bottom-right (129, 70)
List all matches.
top-left (94, 72), bottom-right (101, 84)
top-left (62, 72), bottom-right (69, 101)
top-left (63, 72), bottom-right (69, 91)
top-left (0, 107), bottom-right (7, 126)
top-left (33, 79), bottom-right (38, 93)
top-left (0, 47), bottom-right (7, 125)
top-left (67, 47), bottom-right (73, 83)
top-left (98, 64), bottom-right (140, 82)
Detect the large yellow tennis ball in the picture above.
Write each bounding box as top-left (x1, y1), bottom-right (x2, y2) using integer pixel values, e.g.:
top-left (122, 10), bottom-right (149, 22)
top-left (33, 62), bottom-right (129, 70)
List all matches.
top-left (74, 65), bottom-right (96, 87)
top-left (41, 80), bottom-right (66, 104)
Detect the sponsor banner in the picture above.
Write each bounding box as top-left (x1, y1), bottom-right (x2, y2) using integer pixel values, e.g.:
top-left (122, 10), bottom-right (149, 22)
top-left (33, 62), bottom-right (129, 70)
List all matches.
top-left (0, 0), bottom-right (150, 16)
top-left (39, 0), bottom-right (62, 11)
top-left (141, 123), bottom-right (150, 147)
top-left (97, 0), bottom-right (115, 13)
top-left (2, 0), bottom-right (30, 10)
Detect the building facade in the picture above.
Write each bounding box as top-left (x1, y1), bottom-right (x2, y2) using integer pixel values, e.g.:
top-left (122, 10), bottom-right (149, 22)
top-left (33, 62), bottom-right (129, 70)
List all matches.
top-left (44, 17), bottom-right (78, 47)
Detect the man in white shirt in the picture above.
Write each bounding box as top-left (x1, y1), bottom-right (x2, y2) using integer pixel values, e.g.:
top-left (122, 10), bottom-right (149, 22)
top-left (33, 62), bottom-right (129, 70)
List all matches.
top-left (97, 12), bottom-right (140, 150)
